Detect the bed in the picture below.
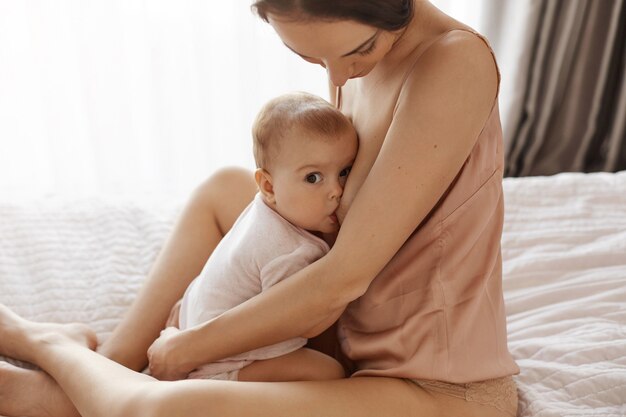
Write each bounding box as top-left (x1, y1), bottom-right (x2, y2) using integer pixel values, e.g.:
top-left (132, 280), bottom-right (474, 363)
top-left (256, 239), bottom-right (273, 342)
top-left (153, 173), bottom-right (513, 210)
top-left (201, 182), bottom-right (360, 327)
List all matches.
top-left (1, 171), bottom-right (625, 417)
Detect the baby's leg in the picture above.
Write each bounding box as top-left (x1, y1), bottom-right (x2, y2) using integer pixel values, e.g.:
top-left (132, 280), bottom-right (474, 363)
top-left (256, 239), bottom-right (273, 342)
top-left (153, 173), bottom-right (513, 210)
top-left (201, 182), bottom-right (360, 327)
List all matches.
top-left (237, 348), bottom-right (345, 382)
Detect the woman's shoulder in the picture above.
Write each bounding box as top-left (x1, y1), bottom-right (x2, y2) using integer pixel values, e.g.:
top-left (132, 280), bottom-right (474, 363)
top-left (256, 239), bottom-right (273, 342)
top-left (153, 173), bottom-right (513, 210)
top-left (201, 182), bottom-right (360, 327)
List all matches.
top-left (402, 27), bottom-right (500, 104)
top-left (392, 27), bottom-right (499, 137)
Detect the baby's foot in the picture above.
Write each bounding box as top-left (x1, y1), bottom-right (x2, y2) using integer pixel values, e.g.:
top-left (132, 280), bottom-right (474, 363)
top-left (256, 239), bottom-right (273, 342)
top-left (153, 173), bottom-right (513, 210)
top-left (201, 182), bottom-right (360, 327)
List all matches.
top-left (0, 304), bottom-right (97, 364)
top-left (0, 361), bottom-right (80, 417)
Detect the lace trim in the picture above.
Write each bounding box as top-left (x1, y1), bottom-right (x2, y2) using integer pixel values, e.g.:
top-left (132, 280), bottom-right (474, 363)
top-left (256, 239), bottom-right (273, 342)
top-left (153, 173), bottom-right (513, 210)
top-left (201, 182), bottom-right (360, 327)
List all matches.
top-left (409, 376), bottom-right (518, 416)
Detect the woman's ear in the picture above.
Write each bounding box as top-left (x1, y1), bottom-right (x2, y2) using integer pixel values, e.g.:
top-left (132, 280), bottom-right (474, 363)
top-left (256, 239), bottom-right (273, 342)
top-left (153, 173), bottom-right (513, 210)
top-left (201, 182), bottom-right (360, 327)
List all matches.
top-left (255, 168), bottom-right (276, 205)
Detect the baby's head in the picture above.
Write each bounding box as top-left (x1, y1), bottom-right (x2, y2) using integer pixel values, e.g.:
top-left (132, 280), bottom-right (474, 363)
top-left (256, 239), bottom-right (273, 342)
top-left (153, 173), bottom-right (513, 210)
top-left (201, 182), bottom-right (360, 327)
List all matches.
top-left (253, 92), bottom-right (358, 234)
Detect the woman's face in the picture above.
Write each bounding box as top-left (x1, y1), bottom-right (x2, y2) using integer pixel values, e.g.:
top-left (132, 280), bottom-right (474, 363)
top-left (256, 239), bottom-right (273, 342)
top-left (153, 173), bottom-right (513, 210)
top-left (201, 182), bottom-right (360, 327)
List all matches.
top-left (268, 15), bottom-right (400, 87)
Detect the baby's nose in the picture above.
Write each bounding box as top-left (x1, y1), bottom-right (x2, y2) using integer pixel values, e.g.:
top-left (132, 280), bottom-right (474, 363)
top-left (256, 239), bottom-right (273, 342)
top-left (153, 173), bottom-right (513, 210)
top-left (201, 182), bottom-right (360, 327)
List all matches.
top-left (329, 182), bottom-right (343, 200)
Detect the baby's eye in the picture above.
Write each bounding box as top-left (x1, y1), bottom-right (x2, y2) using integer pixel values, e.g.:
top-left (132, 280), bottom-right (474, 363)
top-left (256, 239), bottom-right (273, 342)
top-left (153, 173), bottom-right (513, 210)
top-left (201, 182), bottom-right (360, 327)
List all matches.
top-left (339, 167), bottom-right (352, 177)
top-left (305, 173), bottom-right (323, 184)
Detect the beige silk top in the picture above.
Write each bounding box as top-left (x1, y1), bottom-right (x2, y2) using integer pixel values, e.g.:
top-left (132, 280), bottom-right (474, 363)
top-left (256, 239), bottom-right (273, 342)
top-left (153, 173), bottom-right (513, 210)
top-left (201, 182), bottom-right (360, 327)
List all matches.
top-left (336, 29), bottom-right (520, 383)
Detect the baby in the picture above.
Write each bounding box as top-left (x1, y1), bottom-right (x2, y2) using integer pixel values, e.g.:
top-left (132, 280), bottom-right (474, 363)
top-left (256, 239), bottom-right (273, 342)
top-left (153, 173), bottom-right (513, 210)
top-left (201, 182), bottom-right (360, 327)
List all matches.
top-left (174, 92), bottom-right (358, 382)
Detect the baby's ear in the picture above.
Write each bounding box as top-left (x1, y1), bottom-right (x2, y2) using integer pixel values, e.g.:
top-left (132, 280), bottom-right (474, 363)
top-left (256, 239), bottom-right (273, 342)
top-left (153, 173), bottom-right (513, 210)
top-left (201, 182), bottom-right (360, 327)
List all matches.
top-left (254, 168), bottom-right (275, 204)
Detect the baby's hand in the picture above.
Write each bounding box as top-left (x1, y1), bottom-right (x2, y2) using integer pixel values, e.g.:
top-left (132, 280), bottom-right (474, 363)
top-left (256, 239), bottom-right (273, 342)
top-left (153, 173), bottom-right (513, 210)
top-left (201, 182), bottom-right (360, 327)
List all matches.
top-left (147, 326), bottom-right (192, 381)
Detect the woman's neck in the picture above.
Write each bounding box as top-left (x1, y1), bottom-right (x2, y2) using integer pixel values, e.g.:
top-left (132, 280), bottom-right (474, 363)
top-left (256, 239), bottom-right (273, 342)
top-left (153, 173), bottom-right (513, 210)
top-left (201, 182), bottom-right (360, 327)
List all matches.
top-left (383, 0), bottom-right (454, 65)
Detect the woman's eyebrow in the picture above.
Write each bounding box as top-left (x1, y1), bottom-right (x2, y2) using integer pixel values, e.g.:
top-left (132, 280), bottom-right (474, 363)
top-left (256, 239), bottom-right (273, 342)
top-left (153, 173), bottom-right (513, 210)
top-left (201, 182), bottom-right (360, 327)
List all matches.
top-left (283, 31), bottom-right (380, 59)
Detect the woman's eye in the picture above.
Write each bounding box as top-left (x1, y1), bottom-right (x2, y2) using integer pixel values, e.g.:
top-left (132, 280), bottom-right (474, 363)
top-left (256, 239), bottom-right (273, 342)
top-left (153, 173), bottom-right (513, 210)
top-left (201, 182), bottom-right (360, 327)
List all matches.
top-left (357, 40), bottom-right (377, 56)
top-left (305, 173), bottom-right (323, 184)
top-left (339, 167), bottom-right (352, 177)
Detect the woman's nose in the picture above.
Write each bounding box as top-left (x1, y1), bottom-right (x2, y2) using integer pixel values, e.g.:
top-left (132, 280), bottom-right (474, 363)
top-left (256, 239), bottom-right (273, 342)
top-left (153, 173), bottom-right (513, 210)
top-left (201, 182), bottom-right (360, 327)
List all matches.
top-left (326, 62), bottom-right (353, 87)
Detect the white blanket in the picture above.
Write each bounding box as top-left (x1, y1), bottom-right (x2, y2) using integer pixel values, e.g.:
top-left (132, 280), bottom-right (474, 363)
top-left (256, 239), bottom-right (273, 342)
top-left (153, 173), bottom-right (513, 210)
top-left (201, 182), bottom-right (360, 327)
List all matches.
top-left (1, 172), bottom-right (626, 417)
top-left (0, 197), bottom-right (178, 340)
top-left (502, 172), bottom-right (626, 416)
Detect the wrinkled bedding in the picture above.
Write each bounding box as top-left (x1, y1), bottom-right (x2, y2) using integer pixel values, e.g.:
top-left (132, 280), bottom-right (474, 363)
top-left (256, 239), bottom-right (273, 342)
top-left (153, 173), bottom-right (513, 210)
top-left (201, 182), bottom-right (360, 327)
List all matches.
top-left (1, 171), bottom-right (625, 416)
top-left (502, 172), bottom-right (626, 416)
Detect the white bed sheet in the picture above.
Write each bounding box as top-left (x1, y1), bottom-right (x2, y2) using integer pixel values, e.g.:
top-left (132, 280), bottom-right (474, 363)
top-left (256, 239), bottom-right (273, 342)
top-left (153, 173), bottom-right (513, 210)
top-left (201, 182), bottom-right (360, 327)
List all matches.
top-left (503, 171), bottom-right (626, 416)
top-left (1, 172), bottom-right (625, 416)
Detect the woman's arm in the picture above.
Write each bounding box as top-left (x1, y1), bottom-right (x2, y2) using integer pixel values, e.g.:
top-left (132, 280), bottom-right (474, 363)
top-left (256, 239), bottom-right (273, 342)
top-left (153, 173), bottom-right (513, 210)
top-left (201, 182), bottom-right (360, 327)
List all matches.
top-left (147, 32), bottom-right (499, 380)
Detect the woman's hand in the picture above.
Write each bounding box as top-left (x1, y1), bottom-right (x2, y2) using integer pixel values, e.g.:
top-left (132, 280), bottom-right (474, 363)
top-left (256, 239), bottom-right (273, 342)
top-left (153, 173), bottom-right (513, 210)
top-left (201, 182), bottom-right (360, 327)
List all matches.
top-left (147, 327), bottom-right (195, 380)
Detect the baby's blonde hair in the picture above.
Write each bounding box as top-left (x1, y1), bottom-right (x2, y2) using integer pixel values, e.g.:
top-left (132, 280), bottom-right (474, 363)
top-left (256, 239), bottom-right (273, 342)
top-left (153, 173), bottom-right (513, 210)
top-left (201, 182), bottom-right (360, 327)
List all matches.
top-left (252, 92), bottom-right (354, 170)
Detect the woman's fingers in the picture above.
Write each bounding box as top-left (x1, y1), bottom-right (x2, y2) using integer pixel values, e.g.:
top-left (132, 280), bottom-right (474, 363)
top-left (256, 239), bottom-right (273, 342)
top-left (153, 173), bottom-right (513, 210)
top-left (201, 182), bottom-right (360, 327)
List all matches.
top-left (147, 327), bottom-right (189, 381)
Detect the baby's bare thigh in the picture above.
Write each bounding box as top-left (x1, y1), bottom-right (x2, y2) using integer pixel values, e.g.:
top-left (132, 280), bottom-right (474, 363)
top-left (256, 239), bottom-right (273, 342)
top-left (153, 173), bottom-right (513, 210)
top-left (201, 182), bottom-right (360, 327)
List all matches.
top-left (238, 348), bottom-right (345, 382)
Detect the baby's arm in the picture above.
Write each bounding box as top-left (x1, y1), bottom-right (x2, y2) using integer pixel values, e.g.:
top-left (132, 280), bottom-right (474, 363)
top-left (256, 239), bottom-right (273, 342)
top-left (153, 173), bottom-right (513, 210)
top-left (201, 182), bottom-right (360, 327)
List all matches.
top-left (237, 347), bottom-right (345, 382)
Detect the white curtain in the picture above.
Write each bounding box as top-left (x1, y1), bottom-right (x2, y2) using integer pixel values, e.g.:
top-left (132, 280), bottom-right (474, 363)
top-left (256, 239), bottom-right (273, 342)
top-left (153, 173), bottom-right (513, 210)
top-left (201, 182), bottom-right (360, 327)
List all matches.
top-left (0, 1), bottom-right (327, 200)
top-left (0, 1), bottom-right (534, 200)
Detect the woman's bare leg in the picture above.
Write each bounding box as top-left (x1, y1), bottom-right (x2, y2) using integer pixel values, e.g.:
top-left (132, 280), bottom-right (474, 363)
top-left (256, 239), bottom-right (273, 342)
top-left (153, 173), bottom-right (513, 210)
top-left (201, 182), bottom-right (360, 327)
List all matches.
top-left (0, 304), bottom-right (159, 417)
top-left (0, 168), bottom-right (256, 417)
top-left (0, 362), bottom-right (80, 417)
top-left (1, 305), bottom-right (424, 417)
top-left (100, 167), bottom-right (257, 370)
top-left (1, 305), bottom-right (509, 417)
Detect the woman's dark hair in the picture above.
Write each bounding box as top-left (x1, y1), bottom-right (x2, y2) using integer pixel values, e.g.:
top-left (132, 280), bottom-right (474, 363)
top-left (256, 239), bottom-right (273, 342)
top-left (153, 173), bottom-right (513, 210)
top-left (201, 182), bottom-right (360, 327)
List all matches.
top-left (251, 0), bottom-right (414, 31)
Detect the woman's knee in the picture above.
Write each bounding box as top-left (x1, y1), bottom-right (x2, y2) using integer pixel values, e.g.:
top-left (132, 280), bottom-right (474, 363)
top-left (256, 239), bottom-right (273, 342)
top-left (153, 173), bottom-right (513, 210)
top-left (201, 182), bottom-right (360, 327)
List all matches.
top-left (195, 167), bottom-right (255, 199)
top-left (208, 165), bottom-right (252, 184)
top-left (192, 167), bottom-right (257, 233)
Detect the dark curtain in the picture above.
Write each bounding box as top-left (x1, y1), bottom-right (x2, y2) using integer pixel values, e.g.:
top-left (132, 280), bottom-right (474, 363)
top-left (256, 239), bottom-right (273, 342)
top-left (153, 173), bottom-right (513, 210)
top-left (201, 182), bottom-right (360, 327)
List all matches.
top-left (505, 0), bottom-right (626, 177)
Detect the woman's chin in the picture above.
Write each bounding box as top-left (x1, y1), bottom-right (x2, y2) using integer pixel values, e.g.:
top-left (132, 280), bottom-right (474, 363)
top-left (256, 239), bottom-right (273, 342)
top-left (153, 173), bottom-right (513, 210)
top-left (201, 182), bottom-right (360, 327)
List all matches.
top-left (351, 65), bottom-right (376, 80)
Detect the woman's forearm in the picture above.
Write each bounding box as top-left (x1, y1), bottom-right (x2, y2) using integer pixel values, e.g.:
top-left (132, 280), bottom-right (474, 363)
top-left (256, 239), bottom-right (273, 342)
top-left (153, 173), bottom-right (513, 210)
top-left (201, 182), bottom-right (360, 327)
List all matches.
top-left (166, 253), bottom-right (359, 373)
top-left (155, 153), bottom-right (383, 373)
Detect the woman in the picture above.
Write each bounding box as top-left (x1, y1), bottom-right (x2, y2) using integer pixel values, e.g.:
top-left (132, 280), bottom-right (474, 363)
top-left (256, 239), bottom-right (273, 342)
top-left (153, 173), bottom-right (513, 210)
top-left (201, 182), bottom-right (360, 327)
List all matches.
top-left (0, 1), bottom-right (519, 416)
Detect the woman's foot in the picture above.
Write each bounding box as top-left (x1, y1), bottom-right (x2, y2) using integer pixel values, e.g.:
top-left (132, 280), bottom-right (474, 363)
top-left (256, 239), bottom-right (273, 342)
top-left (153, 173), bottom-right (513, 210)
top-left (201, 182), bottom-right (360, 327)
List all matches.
top-left (0, 361), bottom-right (80, 417)
top-left (0, 304), bottom-right (97, 365)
